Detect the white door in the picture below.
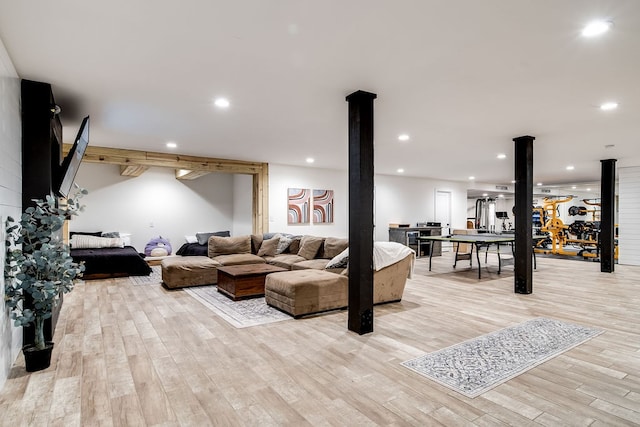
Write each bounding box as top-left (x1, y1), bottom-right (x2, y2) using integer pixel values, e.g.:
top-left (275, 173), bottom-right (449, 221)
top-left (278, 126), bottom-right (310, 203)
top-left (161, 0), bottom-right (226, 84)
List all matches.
top-left (435, 190), bottom-right (452, 251)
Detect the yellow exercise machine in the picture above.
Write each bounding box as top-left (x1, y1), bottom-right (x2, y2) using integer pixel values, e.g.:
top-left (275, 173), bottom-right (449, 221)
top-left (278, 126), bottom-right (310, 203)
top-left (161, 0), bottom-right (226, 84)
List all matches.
top-left (535, 196), bottom-right (600, 258)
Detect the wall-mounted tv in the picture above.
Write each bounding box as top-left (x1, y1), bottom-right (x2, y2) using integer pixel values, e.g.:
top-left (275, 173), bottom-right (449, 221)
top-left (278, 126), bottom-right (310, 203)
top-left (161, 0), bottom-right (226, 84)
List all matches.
top-left (57, 115), bottom-right (89, 198)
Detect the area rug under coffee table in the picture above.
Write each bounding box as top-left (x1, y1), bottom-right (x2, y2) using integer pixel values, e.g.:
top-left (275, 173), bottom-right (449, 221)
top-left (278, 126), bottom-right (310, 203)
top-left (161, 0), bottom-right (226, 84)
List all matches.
top-left (184, 285), bottom-right (291, 328)
top-left (401, 317), bottom-right (602, 398)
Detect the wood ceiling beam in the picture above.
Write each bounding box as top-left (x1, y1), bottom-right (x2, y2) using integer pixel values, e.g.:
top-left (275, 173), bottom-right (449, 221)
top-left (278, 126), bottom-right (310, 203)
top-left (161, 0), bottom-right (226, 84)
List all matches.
top-left (175, 169), bottom-right (211, 180)
top-left (63, 144), bottom-right (264, 175)
top-left (120, 164), bottom-right (149, 177)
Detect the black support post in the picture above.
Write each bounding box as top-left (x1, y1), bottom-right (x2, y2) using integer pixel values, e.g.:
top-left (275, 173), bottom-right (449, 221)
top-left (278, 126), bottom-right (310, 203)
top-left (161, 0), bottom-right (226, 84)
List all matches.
top-left (600, 159), bottom-right (616, 273)
top-left (513, 135), bottom-right (534, 294)
top-left (346, 90), bottom-right (376, 335)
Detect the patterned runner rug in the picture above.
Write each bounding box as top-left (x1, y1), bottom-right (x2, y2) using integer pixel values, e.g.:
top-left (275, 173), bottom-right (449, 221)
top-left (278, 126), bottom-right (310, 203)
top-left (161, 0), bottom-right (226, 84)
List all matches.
top-left (402, 317), bottom-right (603, 398)
top-left (184, 285), bottom-right (291, 328)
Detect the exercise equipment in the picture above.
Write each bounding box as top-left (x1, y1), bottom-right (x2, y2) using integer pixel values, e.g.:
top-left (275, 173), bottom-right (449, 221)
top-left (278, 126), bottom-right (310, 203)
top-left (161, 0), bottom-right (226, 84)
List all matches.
top-left (534, 196), bottom-right (601, 259)
top-left (474, 198), bottom-right (496, 231)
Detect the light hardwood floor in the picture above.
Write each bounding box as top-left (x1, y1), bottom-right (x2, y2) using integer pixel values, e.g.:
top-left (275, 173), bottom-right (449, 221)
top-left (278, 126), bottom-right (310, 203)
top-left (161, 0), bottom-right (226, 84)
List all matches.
top-left (1, 253), bottom-right (639, 426)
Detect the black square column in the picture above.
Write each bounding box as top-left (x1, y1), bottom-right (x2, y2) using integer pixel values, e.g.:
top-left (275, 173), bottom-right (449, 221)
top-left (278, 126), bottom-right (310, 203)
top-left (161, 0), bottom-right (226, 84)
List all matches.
top-left (513, 135), bottom-right (535, 294)
top-left (600, 159), bottom-right (616, 273)
top-left (346, 90), bottom-right (377, 335)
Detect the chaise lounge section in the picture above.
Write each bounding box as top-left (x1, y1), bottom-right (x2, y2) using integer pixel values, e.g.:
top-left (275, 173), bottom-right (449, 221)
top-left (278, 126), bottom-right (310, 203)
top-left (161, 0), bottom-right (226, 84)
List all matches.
top-left (264, 242), bottom-right (414, 317)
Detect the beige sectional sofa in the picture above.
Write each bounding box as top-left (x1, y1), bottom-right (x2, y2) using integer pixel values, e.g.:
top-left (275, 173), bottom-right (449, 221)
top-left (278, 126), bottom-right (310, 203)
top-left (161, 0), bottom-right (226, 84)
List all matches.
top-left (161, 234), bottom-right (347, 289)
top-left (161, 233), bottom-right (414, 318)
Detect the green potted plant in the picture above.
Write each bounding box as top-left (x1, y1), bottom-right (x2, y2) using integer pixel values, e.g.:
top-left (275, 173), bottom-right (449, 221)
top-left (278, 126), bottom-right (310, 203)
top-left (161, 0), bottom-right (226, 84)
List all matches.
top-left (4, 187), bottom-right (87, 371)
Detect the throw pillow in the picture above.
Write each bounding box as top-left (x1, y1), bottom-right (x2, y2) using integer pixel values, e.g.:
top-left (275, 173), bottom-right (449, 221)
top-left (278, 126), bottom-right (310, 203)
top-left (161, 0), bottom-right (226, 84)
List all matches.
top-left (287, 236), bottom-right (302, 254)
top-left (257, 236), bottom-right (280, 257)
top-left (185, 235), bottom-right (198, 244)
top-left (325, 248), bottom-right (349, 269)
top-left (322, 237), bottom-right (349, 259)
top-left (196, 230), bottom-right (231, 245)
top-left (251, 234), bottom-right (264, 254)
top-left (275, 235), bottom-right (293, 254)
top-left (297, 236), bottom-right (324, 260)
top-left (208, 235), bottom-right (251, 258)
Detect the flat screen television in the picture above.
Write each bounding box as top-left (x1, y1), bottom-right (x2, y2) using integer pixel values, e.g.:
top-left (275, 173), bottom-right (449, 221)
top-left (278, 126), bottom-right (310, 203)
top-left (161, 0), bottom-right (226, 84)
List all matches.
top-left (57, 115), bottom-right (89, 198)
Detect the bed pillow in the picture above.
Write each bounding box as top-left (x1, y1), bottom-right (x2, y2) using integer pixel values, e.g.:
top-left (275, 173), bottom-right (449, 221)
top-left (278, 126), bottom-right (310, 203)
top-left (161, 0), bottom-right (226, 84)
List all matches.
top-left (326, 248), bottom-right (349, 269)
top-left (208, 235), bottom-right (251, 258)
top-left (196, 230), bottom-right (231, 245)
top-left (257, 236), bottom-right (280, 257)
top-left (71, 235), bottom-right (124, 249)
top-left (69, 231), bottom-right (102, 238)
top-left (297, 236), bottom-right (324, 260)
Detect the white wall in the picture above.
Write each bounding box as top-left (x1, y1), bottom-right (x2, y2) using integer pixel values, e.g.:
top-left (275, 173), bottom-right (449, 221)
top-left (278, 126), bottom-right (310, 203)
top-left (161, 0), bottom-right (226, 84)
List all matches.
top-left (374, 175), bottom-right (468, 241)
top-left (618, 167), bottom-right (640, 265)
top-left (268, 164), bottom-right (468, 241)
top-left (268, 164), bottom-right (348, 237)
top-left (71, 164), bottom-right (248, 251)
top-left (0, 37), bottom-right (22, 390)
top-left (232, 174), bottom-right (253, 236)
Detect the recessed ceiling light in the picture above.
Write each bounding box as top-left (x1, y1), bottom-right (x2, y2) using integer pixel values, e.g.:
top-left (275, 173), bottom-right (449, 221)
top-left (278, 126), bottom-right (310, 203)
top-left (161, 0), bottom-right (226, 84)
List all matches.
top-left (482, 193), bottom-right (488, 197)
top-left (397, 168), bottom-right (404, 173)
top-left (586, 188), bottom-right (592, 191)
top-left (468, 176), bottom-right (475, 180)
top-left (566, 165), bottom-right (575, 171)
top-left (497, 153), bottom-right (506, 159)
top-left (498, 194), bottom-right (504, 198)
top-left (600, 102), bottom-right (618, 111)
top-left (511, 180), bottom-right (516, 184)
top-left (537, 182), bottom-right (543, 186)
top-left (398, 134), bottom-right (410, 142)
top-left (305, 157), bottom-right (314, 163)
top-left (572, 186), bottom-right (577, 189)
top-left (582, 20), bottom-right (612, 37)
top-left (213, 97), bottom-right (230, 108)
top-left (166, 141), bottom-right (177, 148)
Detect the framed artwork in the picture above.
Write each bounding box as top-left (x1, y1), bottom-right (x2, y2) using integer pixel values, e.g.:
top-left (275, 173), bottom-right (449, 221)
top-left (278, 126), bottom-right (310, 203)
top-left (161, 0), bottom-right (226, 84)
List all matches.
top-left (313, 189), bottom-right (334, 223)
top-left (288, 188), bottom-right (310, 224)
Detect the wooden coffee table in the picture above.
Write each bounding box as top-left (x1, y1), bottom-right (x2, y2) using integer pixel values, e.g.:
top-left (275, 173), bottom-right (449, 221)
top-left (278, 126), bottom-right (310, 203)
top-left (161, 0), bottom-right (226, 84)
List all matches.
top-left (216, 264), bottom-right (288, 300)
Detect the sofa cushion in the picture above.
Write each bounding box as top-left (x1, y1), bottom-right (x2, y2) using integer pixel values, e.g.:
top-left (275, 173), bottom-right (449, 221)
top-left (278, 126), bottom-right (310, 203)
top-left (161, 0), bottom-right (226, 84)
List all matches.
top-left (322, 238), bottom-right (349, 259)
top-left (297, 236), bottom-right (324, 260)
top-left (257, 236), bottom-right (280, 257)
top-left (268, 254), bottom-right (306, 269)
top-left (213, 253), bottom-right (266, 266)
top-left (291, 259), bottom-right (330, 270)
top-left (208, 235), bottom-right (251, 258)
top-left (265, 270), bottom-right (348, 317)
top-left (161, 256), bottom-right (221, 289)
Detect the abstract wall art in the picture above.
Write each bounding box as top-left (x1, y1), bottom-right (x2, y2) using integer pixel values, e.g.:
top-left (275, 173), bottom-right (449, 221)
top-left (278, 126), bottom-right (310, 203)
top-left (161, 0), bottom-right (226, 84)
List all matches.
top-left (287, 188), bottom-right (310, 224)
top-left (313, 189), bottom-right (334, 223)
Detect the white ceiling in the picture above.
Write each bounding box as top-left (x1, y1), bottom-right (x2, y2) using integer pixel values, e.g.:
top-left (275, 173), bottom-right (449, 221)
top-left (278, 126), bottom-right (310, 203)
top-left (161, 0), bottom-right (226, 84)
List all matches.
top-left (1, 1), bottom-right (638, 188)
